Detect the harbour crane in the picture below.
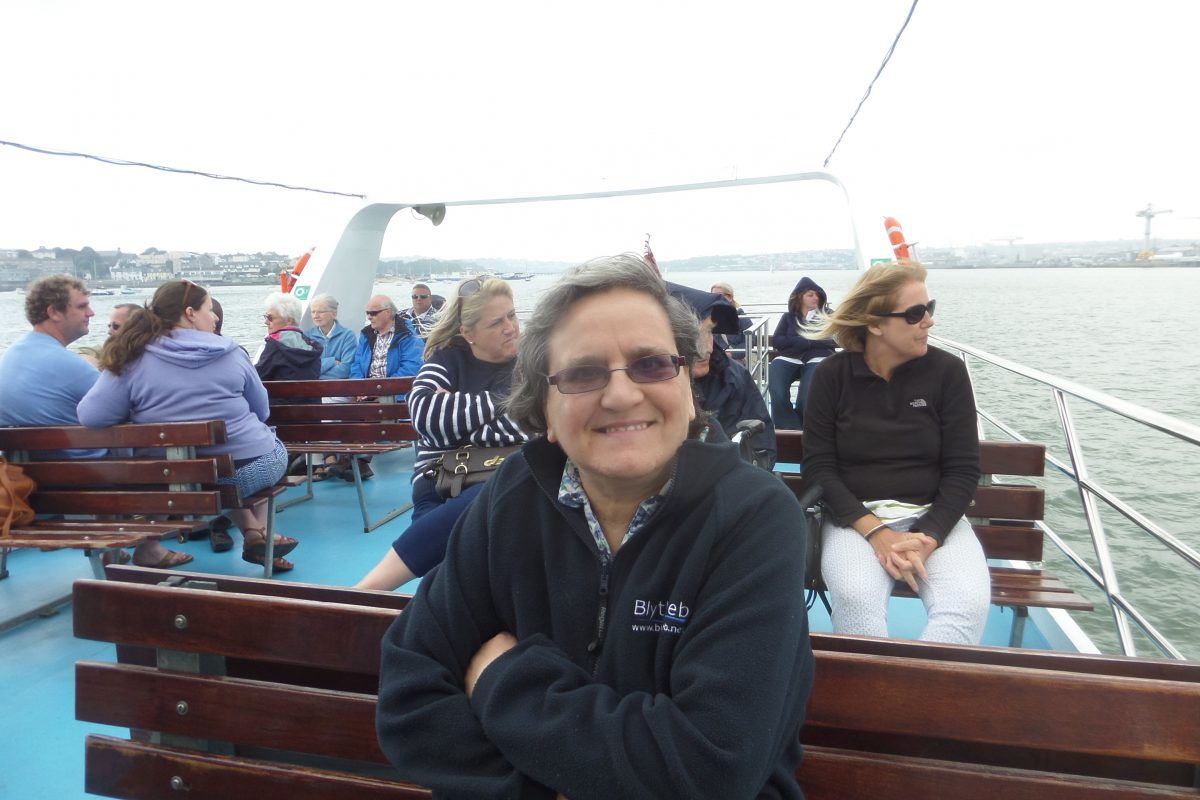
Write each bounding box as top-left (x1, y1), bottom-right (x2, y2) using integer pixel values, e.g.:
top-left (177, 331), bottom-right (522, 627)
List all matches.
top-left (1136, 204), bottom-right (1172, 258)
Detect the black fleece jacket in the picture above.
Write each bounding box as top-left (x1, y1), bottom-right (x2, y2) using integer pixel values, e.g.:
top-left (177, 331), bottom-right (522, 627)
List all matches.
top-left (802, 346), bottom-right (981, 543)
top-left (377, 437), bottom-right (813, 799)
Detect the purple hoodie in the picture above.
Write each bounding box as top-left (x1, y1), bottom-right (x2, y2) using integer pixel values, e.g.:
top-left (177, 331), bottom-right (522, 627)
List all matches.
top-left (77, 328), bottom-right (277, 460)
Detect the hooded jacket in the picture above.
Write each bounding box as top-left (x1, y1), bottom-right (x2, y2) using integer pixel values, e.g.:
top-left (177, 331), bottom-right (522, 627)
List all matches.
top-left (255, 327), bottom-right (323, 385)
top-left (666, 282), bottom-right (740, 335)
top-left (695, 345), bottom-right (777, 466)
top-left (377, 437), bottom-right (813, 799)
top-left (772, 277), bottom-right (836, 362)
top-left (77, 328), bottom-right (277, 460)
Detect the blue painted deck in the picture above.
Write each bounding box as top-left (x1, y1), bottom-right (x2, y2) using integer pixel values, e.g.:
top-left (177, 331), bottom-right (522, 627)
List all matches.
top-left (0, 446), bottom-right (1053, 799)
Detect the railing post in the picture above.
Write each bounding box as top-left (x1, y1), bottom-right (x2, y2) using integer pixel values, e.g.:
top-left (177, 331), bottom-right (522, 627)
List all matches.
top-left (1053, 389), bottom-right (1137, 656)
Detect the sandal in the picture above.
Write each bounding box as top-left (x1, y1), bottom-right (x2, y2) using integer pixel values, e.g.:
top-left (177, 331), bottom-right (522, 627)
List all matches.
top-left (210, 515), bottom-right (234, 553)
top-left (311, 466), bottom-right (330, 482)
top-left (241, 528), bottom-right (299, 559)
top-left (135, 550), bottom-right (195, 569)
top-left (241, 553), bottom-right (294, 573)
top-left (100, 549), bottom-right (132, 567)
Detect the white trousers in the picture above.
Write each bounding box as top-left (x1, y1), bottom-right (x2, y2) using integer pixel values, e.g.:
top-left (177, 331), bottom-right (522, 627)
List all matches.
top-left (820, 515), bottom-right (991, 644)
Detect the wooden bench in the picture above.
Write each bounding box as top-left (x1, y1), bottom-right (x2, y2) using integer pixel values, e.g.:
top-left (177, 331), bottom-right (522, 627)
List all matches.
top-left (74, 567), bottom-right (1200, 799)
top-left (264, 377), bottom-right (418, 532)
top-left (775, 430), bottom-right (1093, 646)
top-left (0, 420), bottom-right (298, 581)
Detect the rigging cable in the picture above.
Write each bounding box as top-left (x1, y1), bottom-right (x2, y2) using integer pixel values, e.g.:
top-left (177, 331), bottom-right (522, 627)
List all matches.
top-left (822, 0), bottom-right (919, 168)
top-left (0, 138), bottom-right (365, 199)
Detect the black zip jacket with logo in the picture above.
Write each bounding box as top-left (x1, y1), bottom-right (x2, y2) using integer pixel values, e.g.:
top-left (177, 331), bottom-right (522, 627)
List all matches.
top-left (377, 437), bottom-right (813, 799)
top-left (802, 345), bottom-right (981, 543)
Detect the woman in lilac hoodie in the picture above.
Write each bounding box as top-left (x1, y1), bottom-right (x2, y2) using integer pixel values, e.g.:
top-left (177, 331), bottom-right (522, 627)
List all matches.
top-left (78, 280), bottom-right (299, 571)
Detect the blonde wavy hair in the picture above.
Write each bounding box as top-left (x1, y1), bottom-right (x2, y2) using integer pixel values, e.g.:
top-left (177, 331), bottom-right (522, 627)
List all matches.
top-left (805, 261), bottom-right (927, 352)
top-left (422, 277), bottom-right (514, 359)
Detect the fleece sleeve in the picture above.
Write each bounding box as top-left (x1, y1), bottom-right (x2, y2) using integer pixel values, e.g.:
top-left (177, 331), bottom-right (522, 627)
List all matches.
top-left (76, 370), bottom-right (133, 427)
top-left (913, 358), bottom-right (981, 541)
top-left (469, 482), bottom-right (813, 800)
top-left (800, 358), bottom-right (872, 526)
top-left (376, 478), bottom-right (554, 799)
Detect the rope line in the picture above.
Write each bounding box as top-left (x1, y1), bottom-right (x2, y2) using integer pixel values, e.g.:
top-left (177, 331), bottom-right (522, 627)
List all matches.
top-left (822, 0), bottom-right (920, 168)
top-left (0, 138), bottom-right (365, 199)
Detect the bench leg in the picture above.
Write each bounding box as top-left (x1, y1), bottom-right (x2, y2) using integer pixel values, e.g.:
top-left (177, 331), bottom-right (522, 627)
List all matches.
top-left (1009, 606), bottom-right (1030, 648)
top-left (277, 453), bottom-right (315, 512)
top-left (0, 546), bottom-right (8, 580)
top-left (350, 456), bottom-right (413, 533)
top-left (262, 495), bottom-right (277, 579)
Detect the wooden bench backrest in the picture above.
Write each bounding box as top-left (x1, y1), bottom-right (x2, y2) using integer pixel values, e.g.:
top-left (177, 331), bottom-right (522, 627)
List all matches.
top-left (0, 420), bottom-right (228, 453)
top-left (74, 576), bottom-right (1200, 797)
top-left (263, 377), bottom-right (414, 400)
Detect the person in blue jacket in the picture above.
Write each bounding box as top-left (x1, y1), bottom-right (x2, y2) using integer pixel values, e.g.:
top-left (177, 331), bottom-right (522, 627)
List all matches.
top-left (768, 276), bottom-right (836, 430)
top-left (376, 255), bottom-right (812, 799)
top-left (305, 293), bottom-right (357, 380)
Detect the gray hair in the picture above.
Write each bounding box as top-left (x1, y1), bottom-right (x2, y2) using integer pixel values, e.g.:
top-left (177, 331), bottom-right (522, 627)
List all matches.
top-left (263, 291), bottom-right (303, 324)
top-left (310, 293), bottom-right (339, 312)
top-left (504, 254), bottom-right (701, 434)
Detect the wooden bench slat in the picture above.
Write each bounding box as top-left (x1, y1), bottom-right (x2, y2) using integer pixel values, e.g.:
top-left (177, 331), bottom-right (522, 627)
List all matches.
top-left (19, 459), bottom-right (221, 486)
top-left (808, 651), bottom-right (1200, 763)
top-left (974, 525), bottom-right (1044, 561)
top-left (773, 431), bottom-right (1048, 478)
top-left (264, 377), bottom-right (414, 398)
top-left (17, 520), bottom-right (206, 534)
top-left (968, 484), bottom-right (1045, 521)
top-left (72, 581), bottom-right (396, 675)
top-left (0, 420), bottom-right (227, 451)
top-left (1, 533), bottom-right (146, 550)
top-left (267, 403), bottom-right (411, 423)
top-left (31, 490), bottom-right (222, 516)
top-left (77, 662), bottom-right (386, 763)
top-left (272, 423), bottom-right (418, 445)
top-left (85, 736), bottom-right (430, 800)
top-left (798, 744), bottom-right (1196, 800)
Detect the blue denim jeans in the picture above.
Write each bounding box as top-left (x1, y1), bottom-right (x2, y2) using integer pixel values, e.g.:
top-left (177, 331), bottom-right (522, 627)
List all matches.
top-left (768, 359), bottom-right (820, 430)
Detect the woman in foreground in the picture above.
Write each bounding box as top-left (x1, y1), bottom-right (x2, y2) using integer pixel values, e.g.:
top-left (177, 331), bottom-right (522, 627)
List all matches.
top-left (355, 277), bottom-right (527, 590)
top-left (77, 280), bottom-right (299, 571)
top-left (376, 256), bottom-right (813, 799)
top-left (802, 262), bottom-right (989, 644)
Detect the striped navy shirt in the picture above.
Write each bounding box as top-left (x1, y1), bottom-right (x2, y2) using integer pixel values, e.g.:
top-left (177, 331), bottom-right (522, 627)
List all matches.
top-left (408, 342), bottom-right (528, 482)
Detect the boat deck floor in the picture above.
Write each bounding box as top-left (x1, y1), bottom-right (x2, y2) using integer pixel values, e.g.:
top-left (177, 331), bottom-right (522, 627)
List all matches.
top-left (0, 447), bottom-right (1050, 798)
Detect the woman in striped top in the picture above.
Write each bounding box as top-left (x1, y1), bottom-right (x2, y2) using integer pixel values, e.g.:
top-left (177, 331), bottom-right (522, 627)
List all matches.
top-left (356, 277), bottom-right (529, 590)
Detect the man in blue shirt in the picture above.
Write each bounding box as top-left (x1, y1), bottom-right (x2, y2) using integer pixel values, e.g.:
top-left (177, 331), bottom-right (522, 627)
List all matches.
top-left (0, 274), bottom-right (103, 457)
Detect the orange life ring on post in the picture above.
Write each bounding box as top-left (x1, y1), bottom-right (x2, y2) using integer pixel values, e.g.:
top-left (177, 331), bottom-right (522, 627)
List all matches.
top-left (279, 247), bottom-right (315, 293)
top-left (883, 217), bottom-right (910, 261)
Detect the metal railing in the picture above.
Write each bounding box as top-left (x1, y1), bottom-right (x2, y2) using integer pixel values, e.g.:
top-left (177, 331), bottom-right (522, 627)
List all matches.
top-left (933, 333), bottom-right (1200, 660)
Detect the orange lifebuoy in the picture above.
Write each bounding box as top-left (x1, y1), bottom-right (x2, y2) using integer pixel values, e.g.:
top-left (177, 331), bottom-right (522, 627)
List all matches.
top-left (883, 217), bottom-right (910, 261)
top-left (280, 247), bottom-right (315, 293)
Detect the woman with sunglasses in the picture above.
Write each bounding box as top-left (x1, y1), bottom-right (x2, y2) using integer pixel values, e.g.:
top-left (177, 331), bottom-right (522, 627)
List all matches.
top-left (254, 291), bottom-right (322, 389)
top-left (355, 276), bottom-right (529, 590)
top-left (77, 280), bottom-right (299, 571)
top-left (802, 261), bottom-right (989, 644)
top-left (376, 256), bottom-right (813, 799)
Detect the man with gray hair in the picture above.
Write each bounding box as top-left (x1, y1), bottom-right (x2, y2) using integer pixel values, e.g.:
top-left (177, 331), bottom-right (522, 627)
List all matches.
top-left (399, 282), bottom-right (439, 339)
top-left (0, 274), bottom-right (103, 457)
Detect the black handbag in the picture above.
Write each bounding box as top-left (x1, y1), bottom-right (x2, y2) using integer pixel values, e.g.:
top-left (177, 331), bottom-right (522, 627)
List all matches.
top-left (433, 444), bottom-right (523, 500)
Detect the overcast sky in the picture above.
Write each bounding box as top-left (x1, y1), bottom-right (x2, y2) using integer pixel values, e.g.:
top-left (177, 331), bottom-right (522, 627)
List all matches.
top-left (2, 0), bottom-right (1197, 262)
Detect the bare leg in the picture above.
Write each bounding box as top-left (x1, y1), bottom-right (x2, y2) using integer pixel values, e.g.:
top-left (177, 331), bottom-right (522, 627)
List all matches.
top-left (355, 548), bottom-right (415, 591)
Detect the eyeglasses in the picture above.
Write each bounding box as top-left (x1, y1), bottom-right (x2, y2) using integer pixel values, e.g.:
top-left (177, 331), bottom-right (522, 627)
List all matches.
top-left (878, 300), bottom-right (936, 325)
top-left (310, 307), bottom-right (332, 315)
top-left (263, 313), bottom-right (277, 323)
top-left (365, 308), bottom-right (389, 317)
top-left (412, 294), bottom-right (430, 300)
top-left (547, 354), bottom-right (686, 395)
top-left (107, 321), bottom-right (121, 331)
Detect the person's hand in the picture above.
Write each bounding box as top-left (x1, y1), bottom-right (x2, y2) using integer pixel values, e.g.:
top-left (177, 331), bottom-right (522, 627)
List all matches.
top-left (888, 533), bottom-right (938, 591)
top-left (465, 631), bottom-right (518, 698)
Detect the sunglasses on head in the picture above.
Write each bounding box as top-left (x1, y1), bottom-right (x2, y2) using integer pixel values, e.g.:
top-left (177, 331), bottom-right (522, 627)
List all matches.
top-left (458, 276), bottom-right (494, 298)
top-left (878, 299), bottom-right (936, 324)
top-left (546, 354), bottom-right (686, 395)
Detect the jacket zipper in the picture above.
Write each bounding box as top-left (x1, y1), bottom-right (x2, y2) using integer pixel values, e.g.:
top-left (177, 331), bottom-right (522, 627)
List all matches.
top-left (588, 555), bottom-right (611, 675)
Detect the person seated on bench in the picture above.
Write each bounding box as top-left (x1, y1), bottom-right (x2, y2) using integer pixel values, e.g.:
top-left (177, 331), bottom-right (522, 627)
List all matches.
top-left (355, 277), bottom-right (529, 590)
top-left (77, 280), bottom-right (299, 571)
top-left (377, 255), bottom-right (813, 798)
top-left (768, 277), bottom-right (836, 430)
top-left (802, 262), bottom-right (989, 644)
top-left (254, 291), bottom-right (322, 387)
top-left (709, 280), bottom-right (752, 359)
top-left (333, 293), bottom-right (424, 481)
top-left (0, 274), bottom-right (104, 460)
top-left (305, 293), bottom-right (357, 381)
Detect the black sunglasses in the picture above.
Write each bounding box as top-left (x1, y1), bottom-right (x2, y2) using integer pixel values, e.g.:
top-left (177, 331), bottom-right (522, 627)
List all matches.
top-left (365, 308), bottom-right (389, 317)
top-left (547, 354), bottom-right (686, 395)
top-left (412, 293), bottom-right (430, 300)
top-left (878, 299), bottom-right (935, 325)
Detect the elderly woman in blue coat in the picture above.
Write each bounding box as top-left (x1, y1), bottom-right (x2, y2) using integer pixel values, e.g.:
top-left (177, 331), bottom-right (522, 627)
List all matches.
top-left (306, 293), bottom-right (358, 380)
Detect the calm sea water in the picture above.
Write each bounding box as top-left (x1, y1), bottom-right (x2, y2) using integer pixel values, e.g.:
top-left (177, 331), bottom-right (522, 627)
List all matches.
top-left (1, 267), bottom-right (1197, 658)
